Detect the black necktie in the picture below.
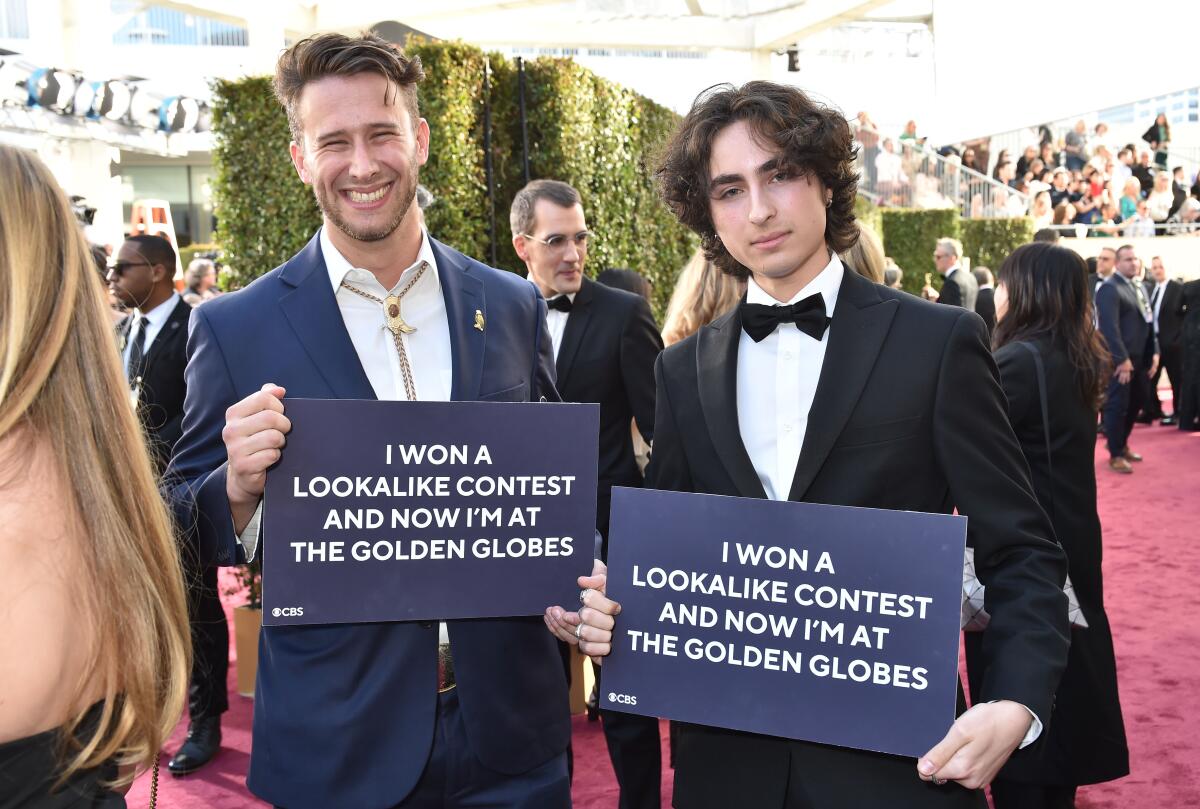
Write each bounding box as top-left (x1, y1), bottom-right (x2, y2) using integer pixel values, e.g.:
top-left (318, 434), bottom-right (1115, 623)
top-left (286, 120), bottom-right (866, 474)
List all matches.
top-left (740, 294), bottom-right (830, 343)
top-left (1151, 284), bottom-right (1161, 311)
top-left (127, 315), bottom-right (148, 384)
top-left (546, 295), bottom-right (573, 313)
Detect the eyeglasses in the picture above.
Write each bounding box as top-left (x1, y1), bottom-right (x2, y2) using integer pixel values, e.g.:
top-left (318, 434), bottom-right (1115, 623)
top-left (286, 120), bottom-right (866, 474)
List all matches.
top-left (520, 231), bottom-right (593, 253)
top-left (108, 260), bottom-right (152, 276)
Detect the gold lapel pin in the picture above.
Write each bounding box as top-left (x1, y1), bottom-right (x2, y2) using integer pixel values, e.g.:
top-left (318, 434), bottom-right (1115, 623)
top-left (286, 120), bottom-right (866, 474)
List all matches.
top-left (474, 309), bottom-right (485, 332)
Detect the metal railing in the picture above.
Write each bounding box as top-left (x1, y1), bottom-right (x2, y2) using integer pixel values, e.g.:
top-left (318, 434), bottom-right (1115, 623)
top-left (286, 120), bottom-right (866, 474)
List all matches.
top-left (855, 138), bottom-right (1031, 219)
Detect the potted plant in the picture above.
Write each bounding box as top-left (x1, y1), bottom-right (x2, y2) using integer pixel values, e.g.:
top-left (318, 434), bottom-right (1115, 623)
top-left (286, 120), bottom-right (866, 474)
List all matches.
top-left (226, 558), bottom-right (262, 697)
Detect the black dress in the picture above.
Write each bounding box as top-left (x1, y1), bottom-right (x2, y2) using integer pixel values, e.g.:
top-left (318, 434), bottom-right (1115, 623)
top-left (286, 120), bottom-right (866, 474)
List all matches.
top-left (1178, 281), bottom-right (1200, 431)
top-left (966, 335), bottom-right (1129, 788)
top-left (0, 705), bottom-right (125, 809)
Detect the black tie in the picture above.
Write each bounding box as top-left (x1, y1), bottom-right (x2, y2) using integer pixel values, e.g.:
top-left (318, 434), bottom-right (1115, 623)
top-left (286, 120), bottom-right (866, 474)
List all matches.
top-left (740, 294), bottom-right (830, 343)
top-left (546, 295), bottom-right (573, 313)
top-left (1151, 284), bottom-right (1161, 311)
top-left (127, 315), bottom-right (148, 384)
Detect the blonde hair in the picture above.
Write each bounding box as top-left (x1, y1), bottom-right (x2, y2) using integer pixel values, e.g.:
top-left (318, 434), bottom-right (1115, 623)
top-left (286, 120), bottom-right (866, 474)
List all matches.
top-left (0, 145), bottom-right (189, 787)
top-left (839, 222), bottom-right (885, 283)
top-left (662, 248), bottom-right (746, 346)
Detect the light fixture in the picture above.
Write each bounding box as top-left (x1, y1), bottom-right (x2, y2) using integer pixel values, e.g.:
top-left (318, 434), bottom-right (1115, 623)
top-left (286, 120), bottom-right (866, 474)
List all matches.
top-left (93, 80), bottom-right (134, 121)
top-left (159, 95), bottom-right (201, 132)
top-left (27, 68), bottom-right (81, 112)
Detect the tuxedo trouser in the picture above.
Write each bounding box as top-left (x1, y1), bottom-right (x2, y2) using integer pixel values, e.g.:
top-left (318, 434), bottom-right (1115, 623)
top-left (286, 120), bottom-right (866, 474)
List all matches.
top-left (990, 780), bottom-right (1076, 809)
top-left (187, 561), bottom-right (229, 719)
top-left (1103, 369), bottom-right (1150, 457)
top-left (274, 689), bottom-right (570, 809)
top-left (1147, 343), bottom-right (1183, 416)
top-left (598, 664), bottom-right (662, 809)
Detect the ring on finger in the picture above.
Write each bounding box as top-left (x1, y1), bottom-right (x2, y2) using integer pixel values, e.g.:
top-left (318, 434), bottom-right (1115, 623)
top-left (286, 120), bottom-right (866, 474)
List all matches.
top-left (574, 624), bottom-right (584, 641)
top-left (932, 777), bottom-right (947, 786)
top-left (579, 589), bottom-right (589, 605)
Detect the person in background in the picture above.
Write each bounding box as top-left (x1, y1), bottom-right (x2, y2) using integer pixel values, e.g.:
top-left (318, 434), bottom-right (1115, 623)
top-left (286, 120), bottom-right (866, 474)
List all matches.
top-left (1145, 173), bottom-right (1174, 233)
top-left (414, 183), bottom-right (435, 229)
top-left (1087, 246), bottom-right (1117, 301)
top-left (1142, 113), bottom-right (1170, 172)
top-left (1143, 257), bottom-right (1184, 425)
top-left (0, 144), bottom-right (190, 804)
top-left (661, 248), bottom-right (745, 347)
top-left (1063, 120), bottom-right (1089, 172)
top-left (1096, 245), bottom-right (1159, 473)
top-left (1118, 177), bottom-right (1141, 222)
top-left (1177, 278), bottom-right (1200, 431)
top-left (1031, 190), bottom-right (1054, 229)
top-left (854, 111), bottom-right (880, 187)
top-left (1123, 200), bottom-right (1156, 238)
top-left (597, 267), bottom-right (653, 300)
top-left (968, 241), bottom-right (1127, 809)
top-left (1132, 152), bottom-right (1156, 196)
top-left (883, 261), bottom-right (904, 290)
top-left (973, 266), bottom-right (996, 335)
top-left (839, 220), bottom-right (885, 283)
top-left (1033, 228), bottom-right (1060, 243)
top-left (924, 236), bottom-right (978, 309)
top-left (182, 257), bottom-right (221, 307)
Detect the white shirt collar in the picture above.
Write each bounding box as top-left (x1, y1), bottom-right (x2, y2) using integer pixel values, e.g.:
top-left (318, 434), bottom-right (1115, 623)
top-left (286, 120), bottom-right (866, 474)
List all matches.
top-left (745, 251), bottom-right (844, 313)
top-left (320, 226), bottom-right (439, 295)
top-left (136, 291), bottom-right (180, 326)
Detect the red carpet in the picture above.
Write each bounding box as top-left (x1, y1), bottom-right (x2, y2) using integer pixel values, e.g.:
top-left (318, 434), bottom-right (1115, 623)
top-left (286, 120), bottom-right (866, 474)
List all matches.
top-left (126, 421), bottom-right (1200, 808)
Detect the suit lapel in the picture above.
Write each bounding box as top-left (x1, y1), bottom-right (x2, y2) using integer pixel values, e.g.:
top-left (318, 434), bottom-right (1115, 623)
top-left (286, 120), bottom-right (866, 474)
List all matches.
top-left (787, 271), bottom-right (898, 501)
top-left (278, 232), bottom-right (376, 400)
top-left (697, 305), bottom-right (767, 499)
top-left (138, 298), bottom-right (190, 378)
top-left (429, 239), bottom-right (486, 402)
top-left (555, 278), bottom-right (594, 388)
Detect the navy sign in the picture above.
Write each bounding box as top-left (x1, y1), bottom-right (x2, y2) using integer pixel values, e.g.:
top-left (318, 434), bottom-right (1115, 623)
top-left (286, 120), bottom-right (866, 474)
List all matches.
top-left (600, 487), bottom-right (966, 758)
top-left (262, 399), bottom-right (598, 626)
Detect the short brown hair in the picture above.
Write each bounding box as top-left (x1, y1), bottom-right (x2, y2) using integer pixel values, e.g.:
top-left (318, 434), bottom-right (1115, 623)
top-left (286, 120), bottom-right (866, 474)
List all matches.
top-left (273, 32), bottom-right (424, 142)
top-left (655, 81), bottom-right (859, 278)
top-left (510, 179), bottom-right (582, 239)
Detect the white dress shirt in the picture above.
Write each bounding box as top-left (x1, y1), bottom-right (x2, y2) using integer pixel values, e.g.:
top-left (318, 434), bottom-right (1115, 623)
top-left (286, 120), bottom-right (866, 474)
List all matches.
top-left (737, 253), bottom-right (843, 501)
top-left (1151, 281), bottom-right (1167, 334)
top-left (545, 294), bottom-right (576, 360)
top-left (122, 291), bottom-right (181, 378)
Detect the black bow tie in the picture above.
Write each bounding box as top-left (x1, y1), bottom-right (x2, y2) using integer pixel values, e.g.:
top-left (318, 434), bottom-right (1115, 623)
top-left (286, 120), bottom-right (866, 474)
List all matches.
top-left (740, 294), bottom-right (830, 343)
top-left (546, 295), bottom-right (573, 313)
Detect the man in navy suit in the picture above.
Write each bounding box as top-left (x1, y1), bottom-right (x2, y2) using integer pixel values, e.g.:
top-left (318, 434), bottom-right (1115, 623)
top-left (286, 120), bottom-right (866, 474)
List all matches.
top-left (167, 33), bottom-right (580, 809)
top-left (1096, 244), bottom-right (1159, 473)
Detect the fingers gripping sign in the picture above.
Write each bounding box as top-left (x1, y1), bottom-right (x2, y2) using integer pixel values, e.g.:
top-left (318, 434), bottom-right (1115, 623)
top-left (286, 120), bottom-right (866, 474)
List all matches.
top-left (224, 383), bottom-right (291, 533)
top-left (916, 700), bottom-right (1033, 790)
top-left (544, 559), bottom-right (621, 664)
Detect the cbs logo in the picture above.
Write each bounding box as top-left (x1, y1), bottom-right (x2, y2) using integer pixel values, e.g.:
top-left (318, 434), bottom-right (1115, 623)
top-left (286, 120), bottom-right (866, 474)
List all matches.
top-left (608, 692), bottom-right (637, 706)
top-left (272, 607), bottom-right (304, 617)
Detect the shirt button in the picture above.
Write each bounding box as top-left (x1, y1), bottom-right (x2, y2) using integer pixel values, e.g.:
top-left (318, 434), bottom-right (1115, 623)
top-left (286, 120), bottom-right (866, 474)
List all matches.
top-left (783, 424), bottom-right (793, 433)
top-left (783, 351), bottom-right (793, 360)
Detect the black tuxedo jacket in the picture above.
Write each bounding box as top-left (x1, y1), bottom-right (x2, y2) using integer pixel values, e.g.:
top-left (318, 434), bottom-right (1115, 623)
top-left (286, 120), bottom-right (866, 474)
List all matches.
top-left (646, 270), bottom-right (1068, 807)
top-left (938, 266), bottom-right (978, 311)
top-left (555, 278), bottom-right (661, 542)
top-left (118, 296), bottom-right (191, 473)
top-left (1150, 279), bottom-right (1184, 349)
top-left (1097, 274), bottom-right (1156, 367)
top-left (975, 286), bottom-right (996, 335)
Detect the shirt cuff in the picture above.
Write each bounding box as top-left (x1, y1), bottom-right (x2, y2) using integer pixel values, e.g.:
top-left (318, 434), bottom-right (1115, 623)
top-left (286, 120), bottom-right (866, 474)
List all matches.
top-left (236, 502), bottom-right (263, 563)
top-left (986, 700), bottom-right (1042, 749)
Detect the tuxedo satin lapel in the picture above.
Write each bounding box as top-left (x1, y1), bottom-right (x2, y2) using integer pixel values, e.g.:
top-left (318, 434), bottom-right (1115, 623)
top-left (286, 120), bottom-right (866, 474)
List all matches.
top-left (278, 234), bottom-right (376, 400)
top-left (431, 239), bottom-right (484, 402)
top-left (697, 306), bottom-right (767, 500)
top-left (555, 278), bottom-right (594, 387)
top-left (787, 272), bottom-right (898, 502)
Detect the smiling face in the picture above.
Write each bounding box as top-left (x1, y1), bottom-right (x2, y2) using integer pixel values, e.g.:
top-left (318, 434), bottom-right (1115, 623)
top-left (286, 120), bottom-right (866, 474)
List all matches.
top-left (289, 72), bottom-right (429, 246)
top-left (706, 120), bottom-right (830, 300)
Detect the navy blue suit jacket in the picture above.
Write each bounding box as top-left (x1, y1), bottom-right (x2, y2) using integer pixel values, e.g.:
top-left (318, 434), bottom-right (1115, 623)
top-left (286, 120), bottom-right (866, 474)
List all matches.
top-left (166, 231), bottom-right (570, 809)
top-left (1096, 273), bottom-right (1157, 367)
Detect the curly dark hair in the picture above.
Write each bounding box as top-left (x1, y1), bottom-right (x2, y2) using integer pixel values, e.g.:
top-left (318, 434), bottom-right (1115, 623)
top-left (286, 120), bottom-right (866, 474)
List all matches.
top-left (654, 81), bottom-right (859, 278)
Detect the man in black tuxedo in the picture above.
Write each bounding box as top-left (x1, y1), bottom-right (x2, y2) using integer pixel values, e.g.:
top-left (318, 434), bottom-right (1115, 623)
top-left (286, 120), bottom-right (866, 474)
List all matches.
top-left (1096, 244), bottom-right (1159, 473)
top-left (972, 267), bottom-right (996, 336)
top-left (1144, 256), bottom-right (1184, 425)
top-left (1087, 247), bottom-right (1117, 302)
top-left (108, 235), bottom-right (228, 774)
top-left (557, 81), bottom-right (1069, 808)
top-left (512, 179), bottom-right (664, 809)
top-left (927, 237), bottom-right (978, 310)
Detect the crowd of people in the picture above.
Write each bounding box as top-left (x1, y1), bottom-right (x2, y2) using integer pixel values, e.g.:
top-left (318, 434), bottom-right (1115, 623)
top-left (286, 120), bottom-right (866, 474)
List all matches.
top-left (854, 112), bottom-right (1200, 236)
top-left (3, 30), bottom-right (1199, 809)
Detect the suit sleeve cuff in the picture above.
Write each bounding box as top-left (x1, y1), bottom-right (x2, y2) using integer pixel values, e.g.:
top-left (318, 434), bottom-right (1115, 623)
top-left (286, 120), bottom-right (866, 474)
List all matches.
top-left (986, 700), bottom-right (1042, 749)
top-left (237, 502), bottom-right (264, 563)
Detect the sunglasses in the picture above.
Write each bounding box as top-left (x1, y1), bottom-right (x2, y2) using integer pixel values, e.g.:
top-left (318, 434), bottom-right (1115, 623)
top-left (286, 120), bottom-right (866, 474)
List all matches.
top-left (108, 260), bottom-right (152, 276)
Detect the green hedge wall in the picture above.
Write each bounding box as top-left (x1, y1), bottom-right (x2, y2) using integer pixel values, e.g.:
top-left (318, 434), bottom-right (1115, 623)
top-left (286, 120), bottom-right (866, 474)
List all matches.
top-left (880, 209), bottom-right (960, 294)
top-left (210, 42), bottom-right (693, 320)
top-left (960, 217), bottom-right (1034, 274)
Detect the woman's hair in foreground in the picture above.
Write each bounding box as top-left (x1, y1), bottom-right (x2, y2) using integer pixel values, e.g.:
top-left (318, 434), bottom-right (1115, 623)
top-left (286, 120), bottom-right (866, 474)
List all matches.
top-left (840, 221), bottom-right (885, 283)
top-left (655, 81), bottom-right (859, 279)
top-left (0, 144), bottom-right (189, 787)
top-left (662, 248), bottom-right (747, 346)
top-left (993, 241), bottom-right (1110, 406)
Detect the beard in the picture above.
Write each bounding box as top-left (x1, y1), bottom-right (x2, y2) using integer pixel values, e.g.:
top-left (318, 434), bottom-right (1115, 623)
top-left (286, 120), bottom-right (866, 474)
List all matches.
top-left (315, 160), bottom-right (418, 243)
